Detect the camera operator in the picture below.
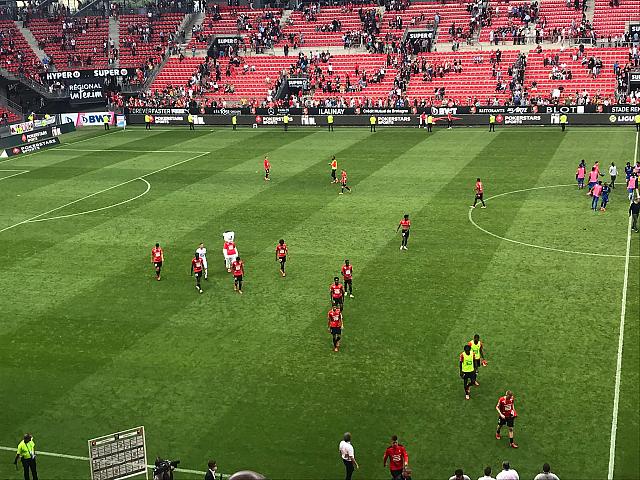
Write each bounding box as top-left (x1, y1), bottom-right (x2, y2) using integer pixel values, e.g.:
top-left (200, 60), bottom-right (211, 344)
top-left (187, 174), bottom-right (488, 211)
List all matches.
top-left (153, 457), bottom-right (180, 480)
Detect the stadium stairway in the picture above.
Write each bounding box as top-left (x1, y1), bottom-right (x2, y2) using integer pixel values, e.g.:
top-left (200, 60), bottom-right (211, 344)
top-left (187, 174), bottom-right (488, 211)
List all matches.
top-left (109, 16), bottom-right (120, 68)
top-left (15, 21), bottom-right (48, 65)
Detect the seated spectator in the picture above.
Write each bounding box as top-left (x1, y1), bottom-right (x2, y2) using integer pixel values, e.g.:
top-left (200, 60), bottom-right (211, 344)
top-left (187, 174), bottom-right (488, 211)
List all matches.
top-left (496, 461), bottom-right (519, 480)
top-left (533, 463), bottom-right (559, 480)
top-left (478, 466), bottom-right (496, 480)
top-left (449, 468), bottom-right (471, 480)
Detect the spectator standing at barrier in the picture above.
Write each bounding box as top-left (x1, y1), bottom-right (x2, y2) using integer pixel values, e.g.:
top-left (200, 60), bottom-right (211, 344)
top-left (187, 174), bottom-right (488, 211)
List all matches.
top-left (496, 461), bottom-right (519, 480)
top-left (383, 435), bottom-right (408, 480)
top-left (204, 460), bottom-right (217, 480)
top-left (370, 115), bottom-right (376, 132)
top-left (533, 463), bottom-right (560, 480)
top-left (478, 465), bottom-right (496, 480)
top-left (14, 433), bottom-right (38, 480)
top-left (339, 432), bottom-right (358, 480)
top-left (449, 468), bottom-right (471, 480)
top-left (489, 114), bottom-right (496, 132)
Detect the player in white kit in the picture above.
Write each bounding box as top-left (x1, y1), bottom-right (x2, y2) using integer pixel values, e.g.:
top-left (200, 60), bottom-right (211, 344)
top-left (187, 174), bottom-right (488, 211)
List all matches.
top-left (196, 242), bottom-right (208, 279)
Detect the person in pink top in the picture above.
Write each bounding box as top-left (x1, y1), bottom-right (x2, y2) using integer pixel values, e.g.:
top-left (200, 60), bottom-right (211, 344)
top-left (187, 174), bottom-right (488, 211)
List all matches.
top-left (587, 167), bottom-right (599, 195)
top-left (576, 164), bottom-right (586, 189)
top-left (591, 181), bottom-right (603, 211)
top-left (628, 174), bottom-right (638, 201)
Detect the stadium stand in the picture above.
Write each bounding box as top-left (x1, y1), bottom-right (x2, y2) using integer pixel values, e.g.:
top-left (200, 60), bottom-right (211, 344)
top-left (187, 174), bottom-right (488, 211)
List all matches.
top-left (119, 12), bottom-right (185, 68)
top-left (0, 20), bottom-right (44, 82)
top-left (28, 16), bottom-right (112, 69)
top-left (592, 0), bottom-right (640, 38)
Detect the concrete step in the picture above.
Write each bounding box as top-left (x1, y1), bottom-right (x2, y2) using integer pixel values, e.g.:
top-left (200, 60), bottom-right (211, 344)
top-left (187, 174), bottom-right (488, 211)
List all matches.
top-left (15, 21), bottom-right (50, 66)
top-left (109, 16), bottom-right (119, 68)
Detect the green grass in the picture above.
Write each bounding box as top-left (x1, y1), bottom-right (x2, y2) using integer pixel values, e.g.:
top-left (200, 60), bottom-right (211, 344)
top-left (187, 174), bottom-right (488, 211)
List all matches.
top-left (0, 126), bottom-right (638, 480)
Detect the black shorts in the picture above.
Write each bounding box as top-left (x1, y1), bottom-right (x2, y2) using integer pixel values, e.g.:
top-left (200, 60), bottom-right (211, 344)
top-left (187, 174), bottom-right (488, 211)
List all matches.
top-left (279, 256), bottom-right (286, 263)
top-left (473, 359), bottom-right (481, 369)
top-left (234, 275), bottom-right (243, 282)
top-left (402, 230), bottom-right (410, 238)
top-left (195, 271), bottom-right (202, 279)
top-left (344, 278), bottom-right (352, 286)
top-left (341, 182), bottom-right (348, 187)
top-left (330, 327), bottom-right (342, 335)
top-left (331, 169), bottom-right (337, 178)
top-left (154, 262), bottom-right (162, 268)
top-left (332, 296), bottom-right (343, 306)
top-left (475, 193), bottom-right (484, 200)
top-left (462, 371), bottom-right (476, 382)
top-left (498, 416), bottom-right (515, 428)
top-left (265, 169), bottom-right (270, 174)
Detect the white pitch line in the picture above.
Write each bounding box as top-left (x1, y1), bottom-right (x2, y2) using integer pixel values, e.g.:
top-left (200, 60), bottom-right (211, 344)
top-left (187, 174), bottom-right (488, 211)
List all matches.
top-left (0, 170), bottom-right (29, 181)
top-left (54, 148), bottom-right (209, 154)
top-left (0, 446), bottom-right (215, 477)
top-left (607, 130), bottom-right (638, 480)
top-left (0, 152), bottom-right (209, 234)
top-left (468, 184), bottom-right (640, 258)
top-left (27, 178), bottom-right (151, 223)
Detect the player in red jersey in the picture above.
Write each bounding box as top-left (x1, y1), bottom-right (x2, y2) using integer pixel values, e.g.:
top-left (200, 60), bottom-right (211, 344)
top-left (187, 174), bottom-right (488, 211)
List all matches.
top-left (151, 243), bottom-right (164, 280)
top-left (275, 239), bottom-right (288, 277)
top-left (471, 177), bottom-right (486, 208)
top-left (190, 252), bottom-right (204, 293)
top-left (231, 256), bottom-right (244, 294)
top-left (496, 390), bottom-right (518, 448)
top-left (396, 214), bottom-right (411, 250)
top-left (327, 305), bottom-right (343, 352)
top-left (263, 156), bottom-right (271, 181)
top-left (339, 169), bottom-right (351, 194)
top-left (330, 276), bottom-right (345, 309)
top-left (383, 435), bottom-right (409, 480)
top-left (341, 259), bottom-right (354, 298)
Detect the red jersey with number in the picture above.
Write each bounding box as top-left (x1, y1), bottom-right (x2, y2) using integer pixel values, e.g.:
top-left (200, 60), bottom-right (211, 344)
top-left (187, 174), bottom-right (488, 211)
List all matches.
top-left (497, 395), bottom-right (516, 418)
top-left (192, 257), bottom-right (203, 272)
top-left (383, 444), bottom-right (408, 471)
top-left (231, 260), bottom-right (244, 276)
top-left (341, 171), bottom-right (347, 183)
top-left (276, 243), bottom-right (288, 258)
top-left (330, 283), bottom-right (344, 298)
top-left (476, 181), bottom-right (483, 193)
top-left (400, 219), bottom-right (410, 230)
top-left (264, 158), bottom-right (270, 170)
top-left (152, 247), bottom-right (163, 262)
top-left (447, 112), bottom-right (453, 121)
top-left (224, 241), bottom-right (237, 255)
top-left (328, 308), bottom-right (342, 328)
top-left (341, 264), bottom-right (353, 280)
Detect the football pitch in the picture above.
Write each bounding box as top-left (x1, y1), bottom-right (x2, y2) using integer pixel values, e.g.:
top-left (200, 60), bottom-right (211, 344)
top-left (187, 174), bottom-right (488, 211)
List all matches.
top-left (0, 125), bottom-right (638, 480)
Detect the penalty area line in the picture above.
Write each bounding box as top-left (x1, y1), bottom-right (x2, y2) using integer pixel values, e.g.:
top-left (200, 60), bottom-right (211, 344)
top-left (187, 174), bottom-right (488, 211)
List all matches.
top-left (0, 445), bottom-right (221, 477)
top-left (607, 130), bottom-right (638, 480)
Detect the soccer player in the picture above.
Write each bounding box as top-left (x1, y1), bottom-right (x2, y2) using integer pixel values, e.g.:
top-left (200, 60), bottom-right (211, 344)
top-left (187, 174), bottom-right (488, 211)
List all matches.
top-left (231, 256), bottom-right (244, 294)
top-left (383, 435), bottom-right (408, 480)
top-left (223, 238), bottom-right (238, 272)
top-left (624, 162), bottom-right (633, 183)
top-left (586, 166), bottom-right (599, 196)
top-left (263, 156), bottom-right (271, 181)
top-left (341, 259), bottom-right (354, 298)
top-left (339, 169), bottom-right (351, 194)
top-left (468, 334), bottom-right (486, 385)
top-left (191, 252), bottom-right (204, 294)
top-left (447, 111), bottom-right (453, 129)
top-left (329, 156), bottom-right (338, 183)
top-left (196, 242), bottom-right (208, 280)
top-left (275, 239), bottom-right (288, 277)
top-left (327, 305), bottom-right (343, 352)
top-left (459, 344), bottom-right (476, 400)
top-left (330, 276), bottom-right (345, 309)
top-left (151, 243), bottom-right (164, 280)
top-left (496, 390), bottom-right (518, 448)
top-left (576, 163), bottom-right (586, 189)
top-left (396, 214), bottom-right (410, 250)
top-left (609, 162), bottom-right (617, 189)
top-left (471, 178), bottom-right (486, 208)
top-left (591, 181), bottom-right (603, 211)
top-left (628, 173), bottom-right (638, 201)
top-left (600, 183), bottom-right (611, 211)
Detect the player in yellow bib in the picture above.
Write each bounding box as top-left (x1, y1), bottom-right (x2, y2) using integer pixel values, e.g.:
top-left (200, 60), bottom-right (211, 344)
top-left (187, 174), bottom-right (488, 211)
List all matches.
top-left (459, 344), bottom-right (477, 400)
top-left (329, 156), bottom-right (338, 183)
top-left (468, 334), bottom-right (486, 386)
